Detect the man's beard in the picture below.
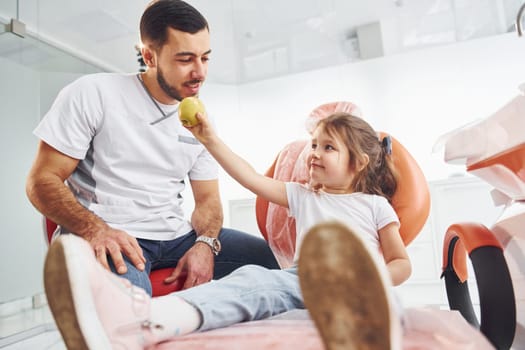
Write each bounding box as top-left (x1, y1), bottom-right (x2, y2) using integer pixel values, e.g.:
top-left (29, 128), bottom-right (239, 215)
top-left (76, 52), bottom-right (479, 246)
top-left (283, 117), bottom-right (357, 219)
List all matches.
top-left (156, 66), bottom-right (202, 102)
top-left (157, 67), bottom-right (183, 101)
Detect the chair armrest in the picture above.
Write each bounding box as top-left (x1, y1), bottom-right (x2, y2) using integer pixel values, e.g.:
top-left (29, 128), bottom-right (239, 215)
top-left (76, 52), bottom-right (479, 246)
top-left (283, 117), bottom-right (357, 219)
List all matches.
top-left (441, 223), bottom-right (516, 349)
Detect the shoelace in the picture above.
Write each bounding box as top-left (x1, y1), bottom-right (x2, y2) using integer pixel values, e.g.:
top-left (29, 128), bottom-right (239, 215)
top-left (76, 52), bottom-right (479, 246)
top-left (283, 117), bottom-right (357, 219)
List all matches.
top-left (106, 275), bottom-right (164, 335)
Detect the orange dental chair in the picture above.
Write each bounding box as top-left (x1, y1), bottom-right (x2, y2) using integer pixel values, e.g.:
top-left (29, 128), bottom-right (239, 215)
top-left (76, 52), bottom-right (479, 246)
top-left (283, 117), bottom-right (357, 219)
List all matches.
top-left (439, 89), bottom-right (525, 349)
top-left (255, 102), bottom-right (431, 269)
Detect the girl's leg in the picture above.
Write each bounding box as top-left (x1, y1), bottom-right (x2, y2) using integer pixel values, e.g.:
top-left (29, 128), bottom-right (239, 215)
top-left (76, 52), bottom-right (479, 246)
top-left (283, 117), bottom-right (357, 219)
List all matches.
top-left (174, 264), bottom-right (304, 331)
top-left (140, 265), bottom-right (303, 337)
top-left (44, 234), bottom-right (302, 350)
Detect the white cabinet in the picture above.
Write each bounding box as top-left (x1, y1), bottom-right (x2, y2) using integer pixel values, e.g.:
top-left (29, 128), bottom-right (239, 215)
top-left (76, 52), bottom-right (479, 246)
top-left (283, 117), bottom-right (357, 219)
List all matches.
top-left (228, 198), bottom-right (259, 236)
top-left (229, 175), bottom-right (503, 309)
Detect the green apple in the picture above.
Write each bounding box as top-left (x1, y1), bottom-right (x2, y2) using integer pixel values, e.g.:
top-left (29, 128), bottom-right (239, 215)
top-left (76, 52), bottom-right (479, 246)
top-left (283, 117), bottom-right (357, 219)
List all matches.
top-left (178, 97), bottom-right (205, 127)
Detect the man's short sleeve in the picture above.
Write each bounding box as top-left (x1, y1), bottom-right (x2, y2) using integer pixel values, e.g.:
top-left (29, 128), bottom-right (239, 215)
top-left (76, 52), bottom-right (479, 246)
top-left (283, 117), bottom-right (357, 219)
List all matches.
top-left (33, 76), bottom-right (102, 160)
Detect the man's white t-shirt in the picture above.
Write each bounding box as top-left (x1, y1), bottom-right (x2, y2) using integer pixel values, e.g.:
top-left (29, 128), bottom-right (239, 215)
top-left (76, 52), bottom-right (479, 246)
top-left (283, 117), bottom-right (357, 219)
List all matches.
top-left (34, 73), bottom-right (218, 240)
top-left (286, 183), bottom-right (400, 264)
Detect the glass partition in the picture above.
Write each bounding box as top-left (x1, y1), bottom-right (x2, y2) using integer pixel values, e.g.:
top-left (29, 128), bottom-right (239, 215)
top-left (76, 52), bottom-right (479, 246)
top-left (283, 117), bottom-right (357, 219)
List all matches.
top-left (0, 7), bottom-right (106, 344)
top-left (0, 0), bottom-right (17, 22)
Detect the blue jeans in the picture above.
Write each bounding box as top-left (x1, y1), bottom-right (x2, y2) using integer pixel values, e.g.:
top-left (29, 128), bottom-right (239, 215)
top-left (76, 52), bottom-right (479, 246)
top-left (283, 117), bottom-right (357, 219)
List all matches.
top-left (108, 228), bottom-right (280, 295)
top-left (175, 265), bottom-right (304, 331)
top-left (175, 265), bottom-right (403, 332)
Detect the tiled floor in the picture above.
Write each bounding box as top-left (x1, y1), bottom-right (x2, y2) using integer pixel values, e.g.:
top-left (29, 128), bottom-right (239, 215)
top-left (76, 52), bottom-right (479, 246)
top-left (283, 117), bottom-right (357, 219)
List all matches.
top-left (1, 330), bottom-right (64, 350)
top-left (0, 304), bottom-right (65, 350)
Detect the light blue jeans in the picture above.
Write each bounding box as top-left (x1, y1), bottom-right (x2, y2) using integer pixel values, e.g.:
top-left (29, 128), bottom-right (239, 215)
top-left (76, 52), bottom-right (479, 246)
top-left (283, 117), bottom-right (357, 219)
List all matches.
top-left (175, 265), bottom-right (404, 332)
top-left (108, 228), bottom-right (280, 296)
top-left (175, 265), bottom-right (304, 331)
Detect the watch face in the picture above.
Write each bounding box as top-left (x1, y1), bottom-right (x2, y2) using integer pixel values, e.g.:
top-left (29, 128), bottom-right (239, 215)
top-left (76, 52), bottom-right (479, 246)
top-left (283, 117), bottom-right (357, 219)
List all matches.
top-left (212, 239), bottom-right (221, 252)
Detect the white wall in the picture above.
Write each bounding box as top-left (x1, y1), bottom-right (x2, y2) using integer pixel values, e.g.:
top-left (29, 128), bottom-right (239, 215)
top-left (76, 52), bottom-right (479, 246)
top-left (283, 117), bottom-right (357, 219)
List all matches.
top-left (196, 33), bottom-right (525, 229)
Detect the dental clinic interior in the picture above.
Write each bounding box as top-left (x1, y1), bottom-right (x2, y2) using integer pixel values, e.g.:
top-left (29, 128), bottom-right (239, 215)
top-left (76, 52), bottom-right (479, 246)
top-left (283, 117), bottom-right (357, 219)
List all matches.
top-left (1, 0), bottom-right (524, 349)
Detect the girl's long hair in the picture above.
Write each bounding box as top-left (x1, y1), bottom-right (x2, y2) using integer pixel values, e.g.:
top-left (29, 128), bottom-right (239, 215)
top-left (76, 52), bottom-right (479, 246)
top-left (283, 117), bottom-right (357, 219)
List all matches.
top-left (316, 113), bottom-right (398, 202)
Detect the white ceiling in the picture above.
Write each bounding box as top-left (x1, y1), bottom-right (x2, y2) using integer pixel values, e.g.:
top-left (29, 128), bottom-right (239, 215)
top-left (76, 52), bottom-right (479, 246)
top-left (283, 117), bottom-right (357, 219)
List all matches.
top-left (0, 0), bottom-right (522, 84)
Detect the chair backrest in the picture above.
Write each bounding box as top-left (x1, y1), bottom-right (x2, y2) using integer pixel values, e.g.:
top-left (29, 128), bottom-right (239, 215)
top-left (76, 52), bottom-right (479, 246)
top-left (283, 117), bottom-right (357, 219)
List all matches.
top-left (256, 102), bottom-right (431, 267)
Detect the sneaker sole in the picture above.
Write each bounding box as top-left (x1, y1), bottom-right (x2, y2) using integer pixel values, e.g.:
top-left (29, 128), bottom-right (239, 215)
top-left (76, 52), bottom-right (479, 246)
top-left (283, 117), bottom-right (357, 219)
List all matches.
top-left (298, 221), bottom-right (393, 350)
top-left (44, 234), bottom-right (111, 350)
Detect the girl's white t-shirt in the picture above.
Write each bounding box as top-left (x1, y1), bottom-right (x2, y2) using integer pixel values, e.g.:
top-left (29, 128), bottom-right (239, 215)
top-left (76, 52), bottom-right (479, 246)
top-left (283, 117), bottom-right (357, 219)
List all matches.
top-left (34, 73), bottom-right (218, 240)
top-left (286, 182), bottom-right (400, 264)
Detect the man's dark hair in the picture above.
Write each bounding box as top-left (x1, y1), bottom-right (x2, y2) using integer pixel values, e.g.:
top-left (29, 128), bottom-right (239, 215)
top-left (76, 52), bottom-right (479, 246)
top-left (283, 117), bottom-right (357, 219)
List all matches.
top-left (140, 0), bottom-right (209, 49)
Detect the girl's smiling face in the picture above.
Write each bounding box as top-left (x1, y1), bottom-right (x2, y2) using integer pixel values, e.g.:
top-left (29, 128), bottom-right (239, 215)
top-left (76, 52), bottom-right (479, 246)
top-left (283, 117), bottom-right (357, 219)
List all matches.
top-left (307, 126), bottom-right (356, 194)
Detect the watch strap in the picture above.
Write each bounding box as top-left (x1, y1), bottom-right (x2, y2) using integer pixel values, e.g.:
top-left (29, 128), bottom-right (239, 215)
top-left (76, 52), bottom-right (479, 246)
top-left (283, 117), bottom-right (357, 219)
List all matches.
top-left (195, 235), bottom-right (221, 256)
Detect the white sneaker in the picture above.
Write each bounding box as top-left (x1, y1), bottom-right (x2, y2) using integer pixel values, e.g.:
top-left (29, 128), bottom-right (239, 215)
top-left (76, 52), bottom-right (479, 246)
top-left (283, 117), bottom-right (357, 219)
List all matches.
top-left (44, 234), bottom-right (159, 350)
top-left (298, 221), bottom-right (401, 350)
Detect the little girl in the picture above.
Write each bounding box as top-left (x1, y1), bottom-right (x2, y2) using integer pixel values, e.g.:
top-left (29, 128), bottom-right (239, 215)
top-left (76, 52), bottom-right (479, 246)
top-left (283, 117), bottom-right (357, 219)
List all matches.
top-left (44, 112), bottom-right (411, 350)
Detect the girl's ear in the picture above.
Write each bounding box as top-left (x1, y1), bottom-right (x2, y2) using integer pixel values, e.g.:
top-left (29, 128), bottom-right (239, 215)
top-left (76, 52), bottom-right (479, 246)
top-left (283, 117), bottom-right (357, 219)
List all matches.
top-left (356, 153), bottom-right (369, 172)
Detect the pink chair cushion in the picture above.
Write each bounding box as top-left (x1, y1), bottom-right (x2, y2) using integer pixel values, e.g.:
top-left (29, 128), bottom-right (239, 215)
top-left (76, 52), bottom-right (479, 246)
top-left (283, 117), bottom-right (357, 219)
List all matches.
top-left (152, 309), bottom-right (495, 350)
top-left (155, 319), bottom-right (322, 350)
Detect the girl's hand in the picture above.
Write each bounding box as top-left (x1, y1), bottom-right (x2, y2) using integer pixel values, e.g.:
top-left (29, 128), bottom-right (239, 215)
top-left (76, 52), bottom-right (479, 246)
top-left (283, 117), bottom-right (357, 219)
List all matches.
top-left (184, 112), bottom-right (216, 145)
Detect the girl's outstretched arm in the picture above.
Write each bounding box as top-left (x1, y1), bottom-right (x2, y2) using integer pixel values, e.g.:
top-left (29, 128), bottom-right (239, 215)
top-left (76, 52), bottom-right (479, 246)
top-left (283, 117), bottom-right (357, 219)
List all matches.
top-left (185, 112), bottom-right (289, 208)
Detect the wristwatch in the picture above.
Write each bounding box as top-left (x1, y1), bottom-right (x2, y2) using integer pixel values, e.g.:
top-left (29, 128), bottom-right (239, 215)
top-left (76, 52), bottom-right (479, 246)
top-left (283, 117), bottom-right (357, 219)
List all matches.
top-left (195, 235), bottom-right (222, 256)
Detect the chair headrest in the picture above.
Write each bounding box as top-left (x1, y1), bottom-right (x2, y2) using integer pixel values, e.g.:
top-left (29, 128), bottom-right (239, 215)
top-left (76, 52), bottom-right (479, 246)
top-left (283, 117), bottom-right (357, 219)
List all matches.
top-left (378, 132), bottom-right (430, 245)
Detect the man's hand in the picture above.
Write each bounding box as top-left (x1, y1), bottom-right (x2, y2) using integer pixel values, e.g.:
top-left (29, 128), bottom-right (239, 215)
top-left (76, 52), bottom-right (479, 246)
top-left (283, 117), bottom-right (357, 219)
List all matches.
top-left (85, 227), bottom-right (146, 274)
top-left (164, 243), bottom-right (214, 289)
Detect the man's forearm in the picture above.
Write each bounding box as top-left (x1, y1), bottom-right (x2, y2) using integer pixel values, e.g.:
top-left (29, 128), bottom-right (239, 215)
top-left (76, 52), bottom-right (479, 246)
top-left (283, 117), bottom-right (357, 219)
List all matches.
top-left (191, 200), bottom-right (223, 238)
top-left (26, 175), bottom-right (107, 239)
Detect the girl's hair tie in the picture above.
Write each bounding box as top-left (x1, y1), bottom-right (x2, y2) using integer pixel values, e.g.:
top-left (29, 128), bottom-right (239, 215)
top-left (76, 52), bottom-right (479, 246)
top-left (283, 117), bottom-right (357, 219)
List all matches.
top-left (381, 135), bottom-right (392, 155)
